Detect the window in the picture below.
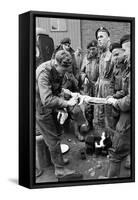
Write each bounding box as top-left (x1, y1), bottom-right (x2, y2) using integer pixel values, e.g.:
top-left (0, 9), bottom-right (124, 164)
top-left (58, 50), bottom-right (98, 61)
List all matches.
top-left (50, 18), bottom-right (67, 32)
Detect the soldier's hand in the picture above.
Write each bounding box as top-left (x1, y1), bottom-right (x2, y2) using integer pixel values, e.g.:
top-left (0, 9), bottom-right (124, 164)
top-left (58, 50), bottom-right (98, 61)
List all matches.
top-left (71, 92), bottom-right (80, 99)
top-left (95, 80), bottom-right (99, 92)
top-left (84, 95), bottom-right (93, 104)
top-left (78, 95), bottom-right (90, 105)
top-left (106, 95), bottom-right (113, 100)
top-left (67, 97), bottom-right (78, 107)
top-left (106, 97), bottom-right (117, 106)
top-left (62, 88), bottom-right (72, 96)
top-left (84, 77), bottom-right (89, 84)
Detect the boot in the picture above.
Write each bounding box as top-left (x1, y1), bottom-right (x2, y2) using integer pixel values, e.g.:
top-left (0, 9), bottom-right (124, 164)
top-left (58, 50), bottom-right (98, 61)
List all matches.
top-left (55, 167), bottom-right (83, 181)
top-left (77, 134), bottom-right (85, 142)
top-left (74, 122), bottom-right (85, 142)
top-left (36, 168), bottom-right (43, 178)
top-left (124, 154), bottom-right (131, 169)
top-left (50, 143), bottom-right (69, 167)
top-left (80, 148), bottom-right (87, 160)
top-left (107, 161), bottom-right (121, 178)
top-left (63, 157), bottom-right (69, 165)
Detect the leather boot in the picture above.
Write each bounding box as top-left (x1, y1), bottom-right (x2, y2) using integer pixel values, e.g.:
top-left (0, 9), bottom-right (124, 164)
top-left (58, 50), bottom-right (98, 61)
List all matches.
top-left (77, 134), bottom-right (85, 142)
top-left (107, 161), bottom-right (121, 178)
top-left (55, 167), bottom-right (83, 181)
top-left (50, 143), bottom-right (68, 167)
top-left (63, 158), bottom-right (69, 165)
top-left (124, 154), bottom-right (131, 169)
top-left (74, 122), bottom-right (85, 142)
top-left (36, 168), bottom-right (43, 178)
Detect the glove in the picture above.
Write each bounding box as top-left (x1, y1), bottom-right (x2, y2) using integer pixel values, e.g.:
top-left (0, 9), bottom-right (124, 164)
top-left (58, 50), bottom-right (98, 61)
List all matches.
top-left (106, 97), bottom-right (118, 106)
top-left (57, 109), bottom-right (68, 125)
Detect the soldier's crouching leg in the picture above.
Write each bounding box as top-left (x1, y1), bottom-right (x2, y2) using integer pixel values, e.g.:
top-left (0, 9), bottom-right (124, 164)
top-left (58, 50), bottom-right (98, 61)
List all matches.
top-left (36, 115), bottom-right (83, 179)
top-left (107, 129), bottom-right (130, 178)
top-left (107, 151), bottom-right (121, 178)
top-left (36, 114), bottom-right (65, 168)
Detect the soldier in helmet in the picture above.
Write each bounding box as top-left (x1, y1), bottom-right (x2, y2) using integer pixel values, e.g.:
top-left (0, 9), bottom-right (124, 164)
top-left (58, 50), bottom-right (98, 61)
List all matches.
top-left (36, 50), bottom-right (82, 180)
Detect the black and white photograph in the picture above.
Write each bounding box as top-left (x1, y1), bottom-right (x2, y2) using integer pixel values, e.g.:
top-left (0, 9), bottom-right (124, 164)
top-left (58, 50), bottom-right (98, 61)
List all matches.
top-left (35, 13), bottom-right (134, 186)
top-left (1, 0), bottom-right (138, 197)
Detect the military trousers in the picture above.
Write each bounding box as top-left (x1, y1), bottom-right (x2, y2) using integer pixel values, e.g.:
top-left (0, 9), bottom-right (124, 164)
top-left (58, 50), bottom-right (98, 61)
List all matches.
top-left (94, 79), bottom-right (115, 129)
top-left (36, 111), bottom-right (65, 169)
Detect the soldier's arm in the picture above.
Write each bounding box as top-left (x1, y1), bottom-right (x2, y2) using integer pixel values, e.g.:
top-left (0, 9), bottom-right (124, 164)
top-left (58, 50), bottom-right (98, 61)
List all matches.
top-left (38, 71), bottom-right (68, 109)
top-left (81, 56), bottom-right (87, 73)
top-left (94, 62), bottom-right (99, 82)
top-left (113, 90), bottom-right (126, 99)
top-left (114, 94), bottom-right (130, 112)
top-left (115, 72), bottom-right (131, 111)
top-left (114, 75), bottom-right (131, 112)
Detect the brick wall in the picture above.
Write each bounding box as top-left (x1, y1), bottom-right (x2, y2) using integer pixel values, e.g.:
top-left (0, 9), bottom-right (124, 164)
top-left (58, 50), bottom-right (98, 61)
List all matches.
top-left (81, 20), bottom-right (130, 51)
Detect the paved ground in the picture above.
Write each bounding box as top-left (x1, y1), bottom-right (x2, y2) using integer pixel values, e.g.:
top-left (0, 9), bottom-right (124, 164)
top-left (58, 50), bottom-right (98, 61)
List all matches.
top-left (36, 126), bottom-right (130, 183)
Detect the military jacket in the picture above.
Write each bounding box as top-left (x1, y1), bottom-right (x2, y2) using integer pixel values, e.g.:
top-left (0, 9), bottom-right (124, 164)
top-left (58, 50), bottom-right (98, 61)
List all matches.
top-left (81, 57), bottom-right (99, 83)
top-left (36, 61), bottom-right (68, 117)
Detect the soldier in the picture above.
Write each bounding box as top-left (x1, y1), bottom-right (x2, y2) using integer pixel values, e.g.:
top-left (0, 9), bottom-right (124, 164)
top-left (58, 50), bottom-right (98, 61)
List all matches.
top-left (52, 38), bottom-right (80, 97)
top-left (53, 39), bottom-right (86, 142)
top-left (110, 42), bottom-right (127, 99)
top-left (81, 40), bottom-right (99, 95)
top-left (80, 40), bottom-right (99, 129)
top-left (36, 50), bottom-right (82, 179)
top-left (109, 42), bottom-right (127, 128)
top-left (74, 47), bottom-right (83, 76)
top-left (52, 37), bottom-right (79, 80)
top-left (94, 27), bottom-right (114, 132)
top-left (106, 34), bottom-right (131, 178)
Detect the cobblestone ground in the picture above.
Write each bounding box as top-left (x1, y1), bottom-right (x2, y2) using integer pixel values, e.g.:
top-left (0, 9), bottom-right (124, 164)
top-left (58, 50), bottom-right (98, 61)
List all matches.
top-left (36, 125), bottom-right (130, 183)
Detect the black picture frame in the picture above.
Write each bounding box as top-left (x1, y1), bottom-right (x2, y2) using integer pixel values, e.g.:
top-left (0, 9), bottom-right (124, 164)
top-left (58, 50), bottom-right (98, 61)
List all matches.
top-left (19, 10), bottom-right (135, 189)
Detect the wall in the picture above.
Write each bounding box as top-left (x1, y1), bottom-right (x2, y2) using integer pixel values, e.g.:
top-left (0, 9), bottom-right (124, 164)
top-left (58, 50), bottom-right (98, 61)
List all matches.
top-left (36, 17), bottom-right (81, 50)
top-left (81, 20), bottom-right (130, 51)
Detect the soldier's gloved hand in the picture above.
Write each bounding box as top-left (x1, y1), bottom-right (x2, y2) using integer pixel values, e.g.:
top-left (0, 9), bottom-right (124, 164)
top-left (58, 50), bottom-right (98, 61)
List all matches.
top-left (67, 97), bottom-right (78, 107)
top-left (106, 95), bottom-right (113, 101)
top-left (83, 95), bottom-right (92, 104)
top-left (62, 88), bottom-right (72, 96)
top-left (71, 92), bottom-right (80, 99)
top-left (62, 88), bottom-right (80, 99)
top-left (106, 97), bottom-right (118, 106)
top-left (57, 109), bottom-right (68, 125)
top-left (78, 95), bottom-right (90, 105)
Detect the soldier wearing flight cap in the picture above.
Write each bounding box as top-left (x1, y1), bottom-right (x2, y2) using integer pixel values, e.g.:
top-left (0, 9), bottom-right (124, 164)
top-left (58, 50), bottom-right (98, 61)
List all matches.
top-left (80, 40), bottom-right (99, 130)
top-left (36, 50), bottom-right (83, 180)
top-left (106, 35), bottom-right (131, 177)
top-left (93, 26), bottom-right (114, 131)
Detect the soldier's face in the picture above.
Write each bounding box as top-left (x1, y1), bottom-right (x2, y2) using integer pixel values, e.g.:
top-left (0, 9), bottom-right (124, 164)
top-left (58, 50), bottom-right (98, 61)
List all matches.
top-left (112, 48), bottom-right (125, 64)
top-left (56, 64), bottom-right (72, 75)
top-left (62, 43), bottom-right (71, 51)
top-left (97, 32), bottom-right (110, 48)
top-left (122, 41), bottom-right (130, 62)
top-left (87, 47), bottom-right (98, 59)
